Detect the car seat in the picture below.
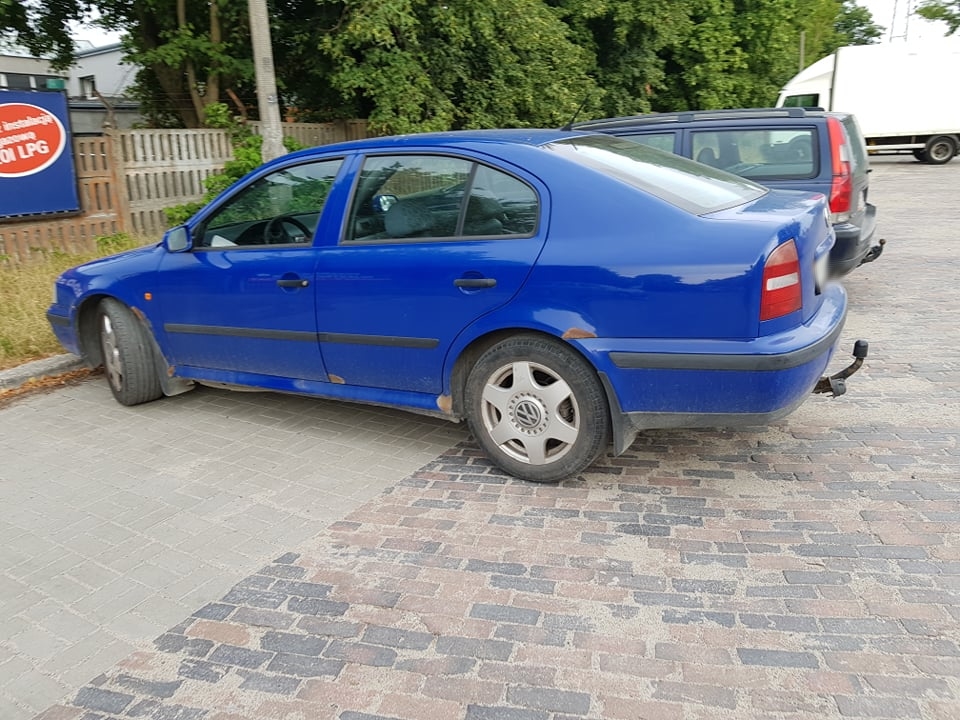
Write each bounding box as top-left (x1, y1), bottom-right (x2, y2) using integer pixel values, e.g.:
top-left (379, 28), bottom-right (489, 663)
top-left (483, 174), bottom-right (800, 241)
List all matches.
top-left (696, 147), bottom-right (719, 167)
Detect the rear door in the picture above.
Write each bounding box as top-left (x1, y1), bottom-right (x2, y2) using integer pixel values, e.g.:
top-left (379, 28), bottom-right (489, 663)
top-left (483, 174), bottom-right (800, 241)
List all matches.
top-left (313, 152), bottom-right (546, 394)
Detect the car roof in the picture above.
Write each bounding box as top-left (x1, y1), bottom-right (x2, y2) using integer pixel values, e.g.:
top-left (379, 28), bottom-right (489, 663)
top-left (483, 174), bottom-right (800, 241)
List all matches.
top-left (572, 107), bottom-right (852, 131)
top-left (276, 128), bottom-right (588, 165)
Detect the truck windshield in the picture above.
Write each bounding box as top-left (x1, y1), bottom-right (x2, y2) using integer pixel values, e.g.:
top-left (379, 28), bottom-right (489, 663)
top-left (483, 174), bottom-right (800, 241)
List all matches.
top-left (546, 134), bottom-right (766, 215)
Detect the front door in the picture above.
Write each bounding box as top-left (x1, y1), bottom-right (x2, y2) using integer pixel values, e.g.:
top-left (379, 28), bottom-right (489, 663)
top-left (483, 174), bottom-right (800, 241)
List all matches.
top-left (155, 157), bottom-right (344, 381)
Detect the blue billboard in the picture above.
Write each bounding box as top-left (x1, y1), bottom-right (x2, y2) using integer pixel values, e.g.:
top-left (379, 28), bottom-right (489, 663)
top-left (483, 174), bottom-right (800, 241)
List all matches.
top-left (0, 90), bottom-right (81, 219)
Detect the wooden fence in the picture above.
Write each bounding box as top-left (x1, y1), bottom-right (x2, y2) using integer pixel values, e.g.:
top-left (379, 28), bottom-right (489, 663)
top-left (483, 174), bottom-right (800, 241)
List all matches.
top-left (0, 119), bottom-right (369, 265)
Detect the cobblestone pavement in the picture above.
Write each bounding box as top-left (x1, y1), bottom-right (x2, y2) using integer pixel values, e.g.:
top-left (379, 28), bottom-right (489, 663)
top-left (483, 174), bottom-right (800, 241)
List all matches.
top-left (11, 155), bottom-right (960, 719)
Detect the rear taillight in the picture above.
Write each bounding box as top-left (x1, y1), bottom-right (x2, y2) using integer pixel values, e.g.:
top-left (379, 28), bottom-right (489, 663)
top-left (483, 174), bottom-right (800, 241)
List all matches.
top-left (761, 239), bottom-right (802, 321)
top-left (827, 116), bottom-right (853, 222)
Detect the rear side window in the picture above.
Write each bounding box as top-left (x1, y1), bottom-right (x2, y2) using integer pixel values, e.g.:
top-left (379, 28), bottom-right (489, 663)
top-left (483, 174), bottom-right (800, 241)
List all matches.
top-left (840, 115), bottom-right (870, 174)
top-left (691, 128), bottom-right (818, 180)
top-left (346, 154), bottom-right (539, 242)
top-left (546, 134), bottom-right (765, 215)
top-left (620, 132), bottom-right (676, 154)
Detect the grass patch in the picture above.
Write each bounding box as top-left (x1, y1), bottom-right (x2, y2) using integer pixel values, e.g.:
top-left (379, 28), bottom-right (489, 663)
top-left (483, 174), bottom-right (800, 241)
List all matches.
top-left (0, 233), bottom-right (145, 371)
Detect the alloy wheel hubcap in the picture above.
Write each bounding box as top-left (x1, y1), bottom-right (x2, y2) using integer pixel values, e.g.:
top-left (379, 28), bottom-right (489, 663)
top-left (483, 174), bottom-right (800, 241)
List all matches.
top-left (480, 360), bottom-right (580, 466)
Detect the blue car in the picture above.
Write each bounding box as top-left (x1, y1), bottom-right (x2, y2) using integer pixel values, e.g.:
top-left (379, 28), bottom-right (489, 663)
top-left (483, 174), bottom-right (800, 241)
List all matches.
top-left (47, 130), bottom-right (865, 482)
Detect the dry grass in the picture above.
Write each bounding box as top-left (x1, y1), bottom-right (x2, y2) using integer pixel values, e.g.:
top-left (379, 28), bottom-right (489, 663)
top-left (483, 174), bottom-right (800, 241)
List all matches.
top-left (0, 234), bottom-right (143, 371)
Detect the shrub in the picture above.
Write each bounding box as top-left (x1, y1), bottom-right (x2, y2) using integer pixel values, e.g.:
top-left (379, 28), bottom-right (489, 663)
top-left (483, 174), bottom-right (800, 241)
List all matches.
top-left (164, 105), bottom-right (306, 226)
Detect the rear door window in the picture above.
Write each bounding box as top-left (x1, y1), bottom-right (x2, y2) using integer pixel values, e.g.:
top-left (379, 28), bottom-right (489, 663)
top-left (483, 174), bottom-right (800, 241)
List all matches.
top-left (691, 128), bottom-right (818, 180)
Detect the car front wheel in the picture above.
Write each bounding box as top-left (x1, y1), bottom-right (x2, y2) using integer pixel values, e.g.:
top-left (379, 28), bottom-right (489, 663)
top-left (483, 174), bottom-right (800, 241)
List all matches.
top-left (465, 335), bottom-right (610, 483)
top-left (98, 298), bottom-right (163, 406)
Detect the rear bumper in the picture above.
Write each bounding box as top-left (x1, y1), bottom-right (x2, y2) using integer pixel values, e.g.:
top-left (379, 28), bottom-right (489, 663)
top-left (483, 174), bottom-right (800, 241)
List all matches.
top-left (830, 202), bottom-right (880, 276)
top-left (578, 284), bottom-right (848, 454)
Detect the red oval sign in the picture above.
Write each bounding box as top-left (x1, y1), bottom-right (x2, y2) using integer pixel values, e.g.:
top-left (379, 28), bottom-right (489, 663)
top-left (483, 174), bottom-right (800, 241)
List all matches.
top-left (0, 102), bottom-right (67, 178)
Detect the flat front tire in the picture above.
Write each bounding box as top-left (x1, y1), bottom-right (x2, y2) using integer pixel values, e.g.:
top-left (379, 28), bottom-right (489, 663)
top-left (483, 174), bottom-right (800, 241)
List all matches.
top-left (98, 298), bottom-right (163, 406)
top-left (465, 335), bottom-right (609, 483)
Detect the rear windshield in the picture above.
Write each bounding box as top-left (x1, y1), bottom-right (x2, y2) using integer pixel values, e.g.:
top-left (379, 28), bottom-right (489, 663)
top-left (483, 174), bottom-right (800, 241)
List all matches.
top-left (545, 134), bottom-right (766, 214)
top-left (691, 127), bottom-right (818, 180)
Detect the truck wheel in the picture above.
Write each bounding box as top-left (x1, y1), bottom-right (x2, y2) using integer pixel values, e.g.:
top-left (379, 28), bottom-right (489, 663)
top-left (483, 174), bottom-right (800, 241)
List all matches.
top-left (464, 335), bottom-right (609, 483)
top-left (923, 136), bottom-right (957, 165)
top-left (912, 149), bottom-right (928, 162)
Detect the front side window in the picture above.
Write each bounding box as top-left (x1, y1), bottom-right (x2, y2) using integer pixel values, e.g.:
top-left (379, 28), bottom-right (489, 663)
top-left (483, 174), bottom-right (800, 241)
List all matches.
top-left (347, 154), bottom-right (539, 243)
top-left (199, 158), bottom-right (343, 248)
top-left (691, 128), bottom-right (818, 180)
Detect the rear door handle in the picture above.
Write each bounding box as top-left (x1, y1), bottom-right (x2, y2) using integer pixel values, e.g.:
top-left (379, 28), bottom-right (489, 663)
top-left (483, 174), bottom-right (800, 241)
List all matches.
top-left (277, 278), bottom-right (309, 288)
top-left (454, 278), bottom-right (496, 288)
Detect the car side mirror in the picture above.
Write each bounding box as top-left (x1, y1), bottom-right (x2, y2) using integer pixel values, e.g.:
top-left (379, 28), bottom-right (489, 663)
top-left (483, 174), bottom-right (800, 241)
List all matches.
top-left (163, 226), bottom-right (192, 253)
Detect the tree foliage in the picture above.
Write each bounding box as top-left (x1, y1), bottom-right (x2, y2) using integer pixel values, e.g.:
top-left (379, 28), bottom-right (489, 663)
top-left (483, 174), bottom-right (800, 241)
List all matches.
top-left (916, 0), bottom-right (960, 34)
top-left (0, 0), bottom-right (90, 69)
top-left (94, 0), bottom-right (253, 128)
top-left (2, 0), bottom-right (888, 130)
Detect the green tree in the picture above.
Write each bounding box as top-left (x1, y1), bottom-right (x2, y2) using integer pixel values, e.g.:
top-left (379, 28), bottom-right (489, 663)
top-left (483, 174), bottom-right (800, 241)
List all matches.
top-left (95, 0), bottom-right (253, 127)
top-left (916, 0), bottom-right (960, 34)
top-left (549, 0), bottom-right (693, 117)
top-left (278, 0), bottom-right (597, 134)
top-left (834, 0), bottom-right (884, 45)
top-left (0, 0), bottom-right (89, 68)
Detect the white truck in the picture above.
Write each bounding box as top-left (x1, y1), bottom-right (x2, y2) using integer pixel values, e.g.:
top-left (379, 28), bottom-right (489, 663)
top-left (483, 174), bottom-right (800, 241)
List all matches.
top-left (776, 41), bottom-right (960, 164)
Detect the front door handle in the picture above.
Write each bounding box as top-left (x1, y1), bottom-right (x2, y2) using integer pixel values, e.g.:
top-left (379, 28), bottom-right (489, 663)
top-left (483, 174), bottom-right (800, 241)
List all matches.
top-left (277, 278), bottom-right (309, 288)
top-left (454, 277), bottom-right (496, 289)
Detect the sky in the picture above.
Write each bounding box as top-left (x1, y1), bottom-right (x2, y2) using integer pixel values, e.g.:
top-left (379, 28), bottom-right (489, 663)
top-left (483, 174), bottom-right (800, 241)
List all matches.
top-left (862, 0), bottom-right (951, 42)
top-left (69, 1), bottom-right (953, 49)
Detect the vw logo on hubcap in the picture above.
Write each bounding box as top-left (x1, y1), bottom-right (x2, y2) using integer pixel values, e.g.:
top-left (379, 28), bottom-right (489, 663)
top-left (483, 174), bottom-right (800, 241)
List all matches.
top-left (514, 399), bottom-right (543, 429)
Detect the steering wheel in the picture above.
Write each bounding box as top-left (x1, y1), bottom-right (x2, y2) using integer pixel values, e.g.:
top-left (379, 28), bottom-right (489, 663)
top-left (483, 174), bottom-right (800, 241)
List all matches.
top-left (263, 215), bottom-right (312, 244)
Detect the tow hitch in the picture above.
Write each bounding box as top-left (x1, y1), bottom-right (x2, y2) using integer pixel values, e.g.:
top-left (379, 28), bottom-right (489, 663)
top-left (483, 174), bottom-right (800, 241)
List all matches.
top-left (814, 340), bottom-right (868, 397)
top-left (859, 238), bottom-right (885, 266)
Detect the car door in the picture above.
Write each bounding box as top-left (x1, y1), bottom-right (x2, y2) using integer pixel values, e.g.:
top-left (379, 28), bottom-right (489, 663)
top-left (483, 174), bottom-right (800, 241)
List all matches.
top-left (155, 157), bottom-right (345, 381)
top-left (314, 153), bottom-right (546, 394)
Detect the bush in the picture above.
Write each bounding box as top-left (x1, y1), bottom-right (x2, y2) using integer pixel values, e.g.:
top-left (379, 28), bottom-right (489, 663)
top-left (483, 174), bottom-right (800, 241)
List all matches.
top-left (164, 105), bottom-right (306, 226)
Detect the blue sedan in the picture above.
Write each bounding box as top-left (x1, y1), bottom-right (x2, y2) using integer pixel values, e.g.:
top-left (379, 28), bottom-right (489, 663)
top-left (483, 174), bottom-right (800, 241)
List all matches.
top-left (47, 130), bottom-right (865, 482)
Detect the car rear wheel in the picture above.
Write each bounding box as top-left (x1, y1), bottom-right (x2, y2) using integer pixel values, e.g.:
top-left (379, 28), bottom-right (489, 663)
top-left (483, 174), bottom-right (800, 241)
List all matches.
top-left (465, 335), bottom-right (609, 483)
top-left (98, 298), bottom-right (163, 406)
top-left (923, 135), bottom-right (957, 165)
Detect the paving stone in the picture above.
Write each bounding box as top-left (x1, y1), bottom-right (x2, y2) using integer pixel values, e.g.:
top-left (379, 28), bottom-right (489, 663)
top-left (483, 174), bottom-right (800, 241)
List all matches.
top-left (737, 648), bottom-right (820, 669)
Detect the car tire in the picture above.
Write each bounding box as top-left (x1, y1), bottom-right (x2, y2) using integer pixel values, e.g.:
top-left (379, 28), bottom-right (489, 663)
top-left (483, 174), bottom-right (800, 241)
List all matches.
top-left (923, 135), bottom-right (957, 165)
top-left (464, 335), bottom-right (609, 483)
top-left (98, 298), bottom-right (163, 406)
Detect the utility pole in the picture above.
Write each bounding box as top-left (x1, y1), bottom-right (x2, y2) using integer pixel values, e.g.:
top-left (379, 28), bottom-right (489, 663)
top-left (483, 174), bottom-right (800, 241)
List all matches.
top-left (248, 0), bottom-right (285, 162)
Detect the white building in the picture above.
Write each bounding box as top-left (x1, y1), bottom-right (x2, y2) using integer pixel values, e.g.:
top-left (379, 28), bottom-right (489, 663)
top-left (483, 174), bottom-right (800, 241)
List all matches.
top-left (0, 42), bottom-right (142, 134)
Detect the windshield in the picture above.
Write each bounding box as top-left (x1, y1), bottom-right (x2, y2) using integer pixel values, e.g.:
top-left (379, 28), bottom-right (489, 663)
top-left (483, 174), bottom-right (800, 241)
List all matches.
top-left (545, 134), bottom-right (767, 214)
